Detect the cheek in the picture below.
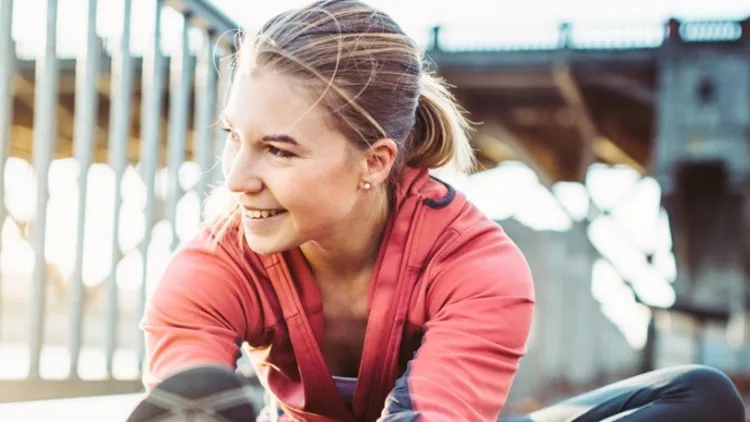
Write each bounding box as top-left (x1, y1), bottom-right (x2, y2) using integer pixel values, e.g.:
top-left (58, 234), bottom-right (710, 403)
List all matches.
top-left (287, 164), bottom-right (358, 220)
top-left (317, 166), bottom-right (359, 214)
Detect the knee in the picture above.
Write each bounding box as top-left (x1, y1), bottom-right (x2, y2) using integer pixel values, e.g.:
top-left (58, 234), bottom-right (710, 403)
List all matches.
top-left (679, 364), bottom-right (737, 394)
top-left (677, 365), bottom-right (746, 420)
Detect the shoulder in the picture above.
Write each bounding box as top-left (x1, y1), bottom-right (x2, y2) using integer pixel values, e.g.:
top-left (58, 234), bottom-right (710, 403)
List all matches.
top-left (145, 219), bottom-right (265, 332)
top-left (162, 220), bottom-right (255, 288)
top-left (423, 190), bottom-right (535, 310)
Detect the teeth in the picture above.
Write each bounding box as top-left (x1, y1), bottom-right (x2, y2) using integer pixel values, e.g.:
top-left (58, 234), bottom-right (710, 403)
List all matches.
top-left (246, 209), bottom-right (282, 219)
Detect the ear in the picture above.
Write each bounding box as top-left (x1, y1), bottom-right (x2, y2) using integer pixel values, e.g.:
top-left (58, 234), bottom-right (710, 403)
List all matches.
top-left (360, 138), bottom-right (398, 187)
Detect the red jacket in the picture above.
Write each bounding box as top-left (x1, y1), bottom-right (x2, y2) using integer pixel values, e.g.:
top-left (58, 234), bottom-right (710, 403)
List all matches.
top-left (141, 167), bottom-right (535, 421)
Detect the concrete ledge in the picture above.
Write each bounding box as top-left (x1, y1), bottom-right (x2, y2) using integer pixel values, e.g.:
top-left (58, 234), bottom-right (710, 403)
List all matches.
top-left (0, 394), bottom-right (143, 421)
top-left (0, 379), bottom-right (144, 403)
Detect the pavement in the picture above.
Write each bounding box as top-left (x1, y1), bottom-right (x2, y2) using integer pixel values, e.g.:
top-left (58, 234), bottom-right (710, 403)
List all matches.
top-left (0, 393), bottom-right (143, 421)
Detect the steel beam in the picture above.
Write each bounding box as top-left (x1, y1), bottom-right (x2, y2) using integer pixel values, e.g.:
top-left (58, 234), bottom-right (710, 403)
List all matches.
top-left (552, 62), bottom-right (597, 181)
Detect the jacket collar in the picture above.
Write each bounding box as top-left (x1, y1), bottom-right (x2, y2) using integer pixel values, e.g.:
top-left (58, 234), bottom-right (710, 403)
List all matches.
top-left (256, 166), bottom-right (460, 421)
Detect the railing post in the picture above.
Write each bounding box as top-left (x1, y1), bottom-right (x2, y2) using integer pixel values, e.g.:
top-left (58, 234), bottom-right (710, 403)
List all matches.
top-left (212, 51), bottom-right (233, 185)
top-left (430, 25), bottom-right (442, 52)
top-left (105, 0), bottom-right (135, 379)
top-left (665, 18), bottom-right (682, 44)
top-left (166, 12), bottom-right (193, 251)
top-left (29, 0), bottom-right (60, 380)
top-left (741, 17), bottom-right (750, 45)
top-left (69, 0), bottom-right (101, 379)
top-left (194, 30), bottom-right (219, 211)
top-left (558, 22), bottom-right (572, 49)
top-left (137, 0), bottom-right (166, 375)
top-left (0, 0), bottom-right (15, 345)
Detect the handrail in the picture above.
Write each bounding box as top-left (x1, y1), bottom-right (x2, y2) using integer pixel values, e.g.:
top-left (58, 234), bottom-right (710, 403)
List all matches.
top-left (165, 0), bottom-right (242, 50)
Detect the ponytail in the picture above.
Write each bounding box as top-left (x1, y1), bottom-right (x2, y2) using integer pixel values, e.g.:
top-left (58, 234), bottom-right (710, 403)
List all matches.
top-left (405, 73), bottom-right (476, 173)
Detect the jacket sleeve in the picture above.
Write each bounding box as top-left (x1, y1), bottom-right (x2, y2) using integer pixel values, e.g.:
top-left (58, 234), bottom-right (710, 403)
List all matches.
top-left (380, 224), bottom-right (535, 421)
top-left (140, 228), bottom-right (260, 391)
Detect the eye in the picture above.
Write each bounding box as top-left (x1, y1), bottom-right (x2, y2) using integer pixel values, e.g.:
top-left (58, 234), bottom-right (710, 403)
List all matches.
top-left (267, 145), bottom-right (295, 159)
top-left (221, 127), bottom-right (240, 142)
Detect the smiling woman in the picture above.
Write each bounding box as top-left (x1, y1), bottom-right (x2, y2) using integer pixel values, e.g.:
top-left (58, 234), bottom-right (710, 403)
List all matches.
top-left (209, 6), bottom-right (474, 260)
top-left (125, 1), bottom-right (745, 422)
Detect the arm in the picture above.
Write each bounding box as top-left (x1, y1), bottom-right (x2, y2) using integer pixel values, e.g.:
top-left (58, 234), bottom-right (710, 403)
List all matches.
top-left (140, 228), bottom-right (260, 391)
top-left (380, 224), bottom-right (535, 421)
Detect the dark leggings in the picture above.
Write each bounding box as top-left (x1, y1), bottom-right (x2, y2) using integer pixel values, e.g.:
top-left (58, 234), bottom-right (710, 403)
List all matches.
top-left (128, 364), bottom-right (746, 421)
top-left (502, 364), bottom-right (746, 422)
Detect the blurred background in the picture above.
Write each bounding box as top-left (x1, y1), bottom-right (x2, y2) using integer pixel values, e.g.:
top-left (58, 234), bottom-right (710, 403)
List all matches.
top-left (0, 0), bottom-right (749, 419)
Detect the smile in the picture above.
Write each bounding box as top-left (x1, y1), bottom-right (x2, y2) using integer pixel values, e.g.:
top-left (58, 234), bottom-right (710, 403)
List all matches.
top-left (244, 209), bottom-right (286, 219)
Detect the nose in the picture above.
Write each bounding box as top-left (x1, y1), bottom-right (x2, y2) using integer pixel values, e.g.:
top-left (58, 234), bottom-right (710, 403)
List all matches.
top-left (224, 144), bottom-right (263, 194)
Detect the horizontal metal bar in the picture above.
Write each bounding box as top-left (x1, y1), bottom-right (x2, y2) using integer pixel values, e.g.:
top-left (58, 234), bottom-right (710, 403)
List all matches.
top-left (429, 17), bottom-right (750, 52)
top-left (165, 0), bottom-right (241, 49)
top-left (17, 56), bottom-right (161, 74)
top-left (428, 48), bottom-right (662, 70)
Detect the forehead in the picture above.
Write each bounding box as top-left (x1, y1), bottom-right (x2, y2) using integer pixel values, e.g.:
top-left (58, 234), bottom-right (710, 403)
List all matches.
top-left (222, 71), bottom-right (333, 138)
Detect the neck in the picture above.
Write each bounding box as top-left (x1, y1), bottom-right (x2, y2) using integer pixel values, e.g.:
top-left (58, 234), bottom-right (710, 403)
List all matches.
top-left (300, 188), bottom-right (391, 283)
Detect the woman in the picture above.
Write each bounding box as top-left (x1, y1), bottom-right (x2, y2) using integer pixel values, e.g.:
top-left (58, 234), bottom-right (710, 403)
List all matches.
top-left (127, 1), bottom-right (746, 421)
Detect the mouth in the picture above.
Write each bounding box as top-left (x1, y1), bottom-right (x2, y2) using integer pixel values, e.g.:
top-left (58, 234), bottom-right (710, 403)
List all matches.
top-left (242, 208), bottom-right (287, 220)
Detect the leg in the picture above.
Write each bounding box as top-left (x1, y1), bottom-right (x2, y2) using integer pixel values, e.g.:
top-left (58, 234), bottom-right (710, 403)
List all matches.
top-left (503, 365), bottom-right (746, 422)
top-left (127, 365), bottom-right (256, 422)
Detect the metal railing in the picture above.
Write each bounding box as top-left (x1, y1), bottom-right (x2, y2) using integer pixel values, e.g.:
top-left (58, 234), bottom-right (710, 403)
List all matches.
top-left (428, 17), bottom-right (750, 52)
top-left (0, 0), bottom-right (239, 402)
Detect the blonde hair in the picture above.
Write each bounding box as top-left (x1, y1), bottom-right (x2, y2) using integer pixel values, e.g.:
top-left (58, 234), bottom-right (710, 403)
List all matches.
top-left (206, 0), bottom-right (475, 243)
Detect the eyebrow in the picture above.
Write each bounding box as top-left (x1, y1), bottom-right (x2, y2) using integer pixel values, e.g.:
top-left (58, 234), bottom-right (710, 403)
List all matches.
top-left (220, 115), bottom-right (300, 146)
top-left (263, 134), bottom-right (299, 146)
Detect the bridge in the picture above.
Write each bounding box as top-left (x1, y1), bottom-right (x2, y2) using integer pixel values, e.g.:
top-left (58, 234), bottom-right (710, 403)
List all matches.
top-left (427, 17), bottom-right (750, 372)
top-left (1, 0), bottom-right (749, 417)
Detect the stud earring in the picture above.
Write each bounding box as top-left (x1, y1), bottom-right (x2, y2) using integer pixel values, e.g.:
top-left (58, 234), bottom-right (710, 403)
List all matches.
top-left (362, 182), bottom-right (372, 190)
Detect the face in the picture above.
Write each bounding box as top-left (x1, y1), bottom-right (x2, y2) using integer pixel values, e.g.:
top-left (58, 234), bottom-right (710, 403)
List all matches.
top-left (220, 70), bottom-right (367, 255)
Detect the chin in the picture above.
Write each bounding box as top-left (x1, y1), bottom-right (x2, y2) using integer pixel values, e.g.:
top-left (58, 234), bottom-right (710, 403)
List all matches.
top-left (243, 232), bottom-right (297, 256)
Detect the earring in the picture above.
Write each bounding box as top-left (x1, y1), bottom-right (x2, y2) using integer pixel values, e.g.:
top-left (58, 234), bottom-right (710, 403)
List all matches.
top-left (362, 182), bottom-right (372, 190)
